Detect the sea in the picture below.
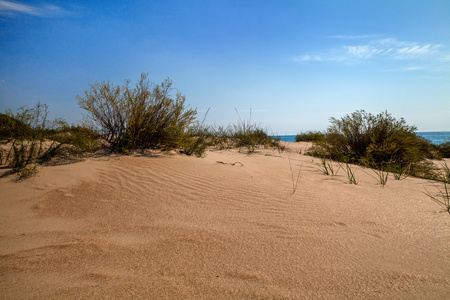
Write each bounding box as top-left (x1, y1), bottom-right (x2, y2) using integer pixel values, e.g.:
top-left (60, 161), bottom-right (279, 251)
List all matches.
top-left (274, 131), bottom-right (450, 145)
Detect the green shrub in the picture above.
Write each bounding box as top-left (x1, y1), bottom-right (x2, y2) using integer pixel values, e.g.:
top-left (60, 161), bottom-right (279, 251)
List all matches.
top-left (0, 113), bottom-right (33, 141)
top-left (77, 73), bottom-right (197, 153)
top-left (1, 103), bottom-right (101, 178)
top-left (179, 109), bottom-right (211, 157)
top-left (295, 131), bottom-right (325, 142)
top-left (436, 141), bottom-right (450, 158)
top-left (1, 103), bottom-right (49, 174)
top-left (307, 110), bottom-right (436, 180)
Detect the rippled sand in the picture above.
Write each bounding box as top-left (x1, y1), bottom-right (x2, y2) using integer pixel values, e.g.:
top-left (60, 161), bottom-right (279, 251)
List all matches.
top-left (1, 143), bottom-right (449, 299)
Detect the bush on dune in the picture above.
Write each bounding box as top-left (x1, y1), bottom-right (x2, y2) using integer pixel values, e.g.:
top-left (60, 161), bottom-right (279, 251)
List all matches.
top-left (306, 110), bottom-right (438, 180)
top-left (77, 73), bottom-right (198, 154)
top-left (295, 131), bottom-right (325, 142)
top-left (0, 103), bottom-right (100, 179)
top-left (435, 142), bottom-right (450, 158)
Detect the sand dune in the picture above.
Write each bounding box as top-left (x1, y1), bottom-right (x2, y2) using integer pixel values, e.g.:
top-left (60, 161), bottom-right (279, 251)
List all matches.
top-left (1, 143), bottom-right (449, 299)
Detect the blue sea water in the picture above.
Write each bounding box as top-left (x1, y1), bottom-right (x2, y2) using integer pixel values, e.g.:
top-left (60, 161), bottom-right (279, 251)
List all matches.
top-left (275, 132), bottom-right (450, 145)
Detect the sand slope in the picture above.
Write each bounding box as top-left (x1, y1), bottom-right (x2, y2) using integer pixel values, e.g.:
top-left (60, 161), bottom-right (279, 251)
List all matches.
top-left (1, 143), bottom-right (449, 299)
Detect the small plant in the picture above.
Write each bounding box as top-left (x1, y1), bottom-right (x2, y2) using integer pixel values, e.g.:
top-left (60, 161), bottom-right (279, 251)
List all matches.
top-left (288, 156), bottom-right (302, 194)
top-left (361, 158), bottom-right (389, 186)
top-left (315, 156), bottom-right (339, 176)
top-left (424, 181), bottom-right (450, 213)
top-left (343, 161), bottom-right (358, 185)
top-left (372, 167), bottom-right (389, 186)
top-left (389, 162), bottom-right (410, 180)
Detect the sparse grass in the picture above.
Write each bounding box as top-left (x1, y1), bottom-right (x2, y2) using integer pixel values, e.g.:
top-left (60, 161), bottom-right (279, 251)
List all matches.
top-left (389, 163), bottom-right (410, 180)
top-left (288, 156), bottom-right (302, 194)
top-left (315, 156), bottom-right (339, 176)
top-left (343, 162), bottom-right (358, 185)
top-left (441, 162), bottom-right (450, 183)
top-left (423, 162), bottom-right (450, 213)
top-left (424, 181), bottom-right (450, 213)
top-left (372, 167), bottom-right (389, 186)
top-left (206, 109), bottom-right (280, 154)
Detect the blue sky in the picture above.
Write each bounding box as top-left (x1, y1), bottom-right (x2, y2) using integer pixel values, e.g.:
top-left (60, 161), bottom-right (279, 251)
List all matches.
top-left (1, 0), bottom-right (449, 133)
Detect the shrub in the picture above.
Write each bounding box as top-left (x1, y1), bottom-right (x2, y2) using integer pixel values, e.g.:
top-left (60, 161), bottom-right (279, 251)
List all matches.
top-left (295, 131), bottom-right (325, 142)
top-left (1, 103), bottom-right (50, 174)
top-left (1, 103), bottom-right (101, 178)
top-left (77, 73), bottom-right (197, 153)
top-left (436, 141), bottom-right (450, 158)
top-left (0, 113), bottom-right (33, 141)
top-left (307, 110), bottom-right (436, 180)
top-left (179, 109), bottom-right (211, 157)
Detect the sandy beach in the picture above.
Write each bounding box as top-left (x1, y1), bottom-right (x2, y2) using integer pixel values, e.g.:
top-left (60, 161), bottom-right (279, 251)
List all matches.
top-left (1, 142), bottom-right (449, 299)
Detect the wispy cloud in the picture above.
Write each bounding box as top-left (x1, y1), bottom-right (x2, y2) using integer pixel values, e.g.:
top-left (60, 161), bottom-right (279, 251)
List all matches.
top-left (294, 36), bottom-right (449, 69)
top-left (292, 55), bottom-right (323, 62)
top-left (0, 0), bottom-right (69, 17)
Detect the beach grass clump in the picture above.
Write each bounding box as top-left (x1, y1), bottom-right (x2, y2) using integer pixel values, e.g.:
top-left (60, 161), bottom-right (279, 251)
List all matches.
top-left (206, 109), bottom-right (280, 154)
top-left (229, 109), bottom-right (279, 153)
top-left (388, 162), bottom-right (410, 181)
top-left (295, 131), bottom-right (325, 142)
top-left (343, 161), bottom-right (358, 185)
top-left (315, 156), bottom-right (339, 176)
top-left (306, 110), bottom-right (436, 180)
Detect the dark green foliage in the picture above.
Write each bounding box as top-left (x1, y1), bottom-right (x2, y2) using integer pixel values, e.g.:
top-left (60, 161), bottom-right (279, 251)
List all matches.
top-left (77, 73), bottom-right (197, 153)
top-left (307, 110), bottom-right (437, 180)
top-left (295, 131), bottom-right (325, 142)
top-left (0, 113), bottom-right (33, 141)
top-left (436, 142), bottom-right (450, 158)
top-left (179, 109), bottom-right (211, 157)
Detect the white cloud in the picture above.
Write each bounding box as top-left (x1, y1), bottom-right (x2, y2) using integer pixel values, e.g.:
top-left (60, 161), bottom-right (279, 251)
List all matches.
top-left (292, 55), bottom-right (323, 62)
top-left (0, 0), bottom-right (68, 17)
top-left (295, 36), bottom-right (449, 68)
top-left (395, 44), bottom-right (443, 58)
top-left (346, 45), bottom-right (384, 58)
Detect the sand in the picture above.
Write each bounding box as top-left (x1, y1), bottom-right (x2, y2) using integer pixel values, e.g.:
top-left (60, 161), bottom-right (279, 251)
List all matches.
top-left (1, 142), bottom-right (449, 299)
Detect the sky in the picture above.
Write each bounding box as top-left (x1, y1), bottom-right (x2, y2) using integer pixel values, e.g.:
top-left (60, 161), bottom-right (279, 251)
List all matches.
top-left (1, 0), bottom-right (449, 134)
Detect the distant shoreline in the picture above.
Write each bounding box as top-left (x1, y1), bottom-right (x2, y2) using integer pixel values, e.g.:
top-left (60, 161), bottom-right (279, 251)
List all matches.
top-left (274, 131), bottom-right (450, 145)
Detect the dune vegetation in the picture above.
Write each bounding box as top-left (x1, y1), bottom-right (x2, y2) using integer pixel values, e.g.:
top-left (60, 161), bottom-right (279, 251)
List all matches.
top-left (1, 73), bottom-right (281, 179)
top-left (1, 75), bottom-right (448, 199)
